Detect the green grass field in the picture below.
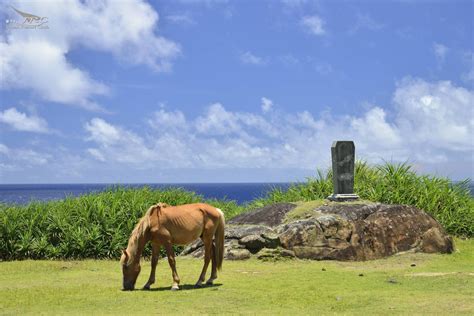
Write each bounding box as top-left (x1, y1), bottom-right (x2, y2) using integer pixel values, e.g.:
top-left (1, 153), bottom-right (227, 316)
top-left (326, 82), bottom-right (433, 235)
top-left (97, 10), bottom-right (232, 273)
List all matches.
top-left (1, 238), bottom-right (473, 315)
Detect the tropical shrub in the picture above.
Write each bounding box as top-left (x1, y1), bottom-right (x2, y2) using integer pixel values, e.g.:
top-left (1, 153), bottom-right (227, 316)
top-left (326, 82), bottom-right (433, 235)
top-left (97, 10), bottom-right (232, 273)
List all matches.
top-left (0, 187), bottom-right (242, 260)
top-left (250, 162), bottom-right (473, 237)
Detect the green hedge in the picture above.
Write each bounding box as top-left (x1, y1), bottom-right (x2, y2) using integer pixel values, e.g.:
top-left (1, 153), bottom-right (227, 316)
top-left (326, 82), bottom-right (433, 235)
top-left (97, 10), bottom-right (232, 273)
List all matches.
top-left (1, 162), bottom-right (472, 260)
top-left (0, 187), bottom-right (243, 260)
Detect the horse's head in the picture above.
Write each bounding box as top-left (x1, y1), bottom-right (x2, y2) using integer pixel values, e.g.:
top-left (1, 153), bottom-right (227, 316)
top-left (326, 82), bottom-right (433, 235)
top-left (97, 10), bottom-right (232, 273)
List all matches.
top-left (120, 249), bottom-right (141, 291)
top-left (156, 202), bottom-right (169, 208)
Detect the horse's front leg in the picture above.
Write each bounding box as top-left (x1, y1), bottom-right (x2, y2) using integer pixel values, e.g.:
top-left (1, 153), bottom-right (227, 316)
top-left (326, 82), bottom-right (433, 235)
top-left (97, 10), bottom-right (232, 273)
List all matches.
top-left (143, 243), bottom-right (160, 290)
top-left (164, 243), bottom-right (180, 291)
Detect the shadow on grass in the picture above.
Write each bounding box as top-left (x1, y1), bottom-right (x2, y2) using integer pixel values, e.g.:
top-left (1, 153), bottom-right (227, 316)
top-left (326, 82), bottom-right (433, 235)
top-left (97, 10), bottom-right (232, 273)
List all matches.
top-left (143, 283), bottom-right (223, 292)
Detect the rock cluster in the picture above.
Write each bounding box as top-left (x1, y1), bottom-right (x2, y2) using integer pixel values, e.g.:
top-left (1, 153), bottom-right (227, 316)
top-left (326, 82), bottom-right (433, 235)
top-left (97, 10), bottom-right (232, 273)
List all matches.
top-left (181, 202), bottom-right (454, 261)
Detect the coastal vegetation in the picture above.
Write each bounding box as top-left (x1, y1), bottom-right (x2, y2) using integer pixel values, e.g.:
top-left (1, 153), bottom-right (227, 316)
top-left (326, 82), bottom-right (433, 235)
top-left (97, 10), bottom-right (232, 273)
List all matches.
top-left (0, 162), bottom-right (472, 260)
top-left (0, 188), bottom-right (242, 260)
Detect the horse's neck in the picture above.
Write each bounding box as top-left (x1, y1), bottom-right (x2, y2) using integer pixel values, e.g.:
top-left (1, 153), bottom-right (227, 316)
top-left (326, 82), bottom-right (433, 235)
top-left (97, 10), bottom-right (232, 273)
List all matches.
top-left (127, 233), bottom-right (149, 264)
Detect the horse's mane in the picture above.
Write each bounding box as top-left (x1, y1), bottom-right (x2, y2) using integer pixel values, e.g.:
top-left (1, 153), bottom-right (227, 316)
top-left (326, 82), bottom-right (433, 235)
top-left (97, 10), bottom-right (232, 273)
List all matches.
top-left (124, 205), bottom-right (156, 266)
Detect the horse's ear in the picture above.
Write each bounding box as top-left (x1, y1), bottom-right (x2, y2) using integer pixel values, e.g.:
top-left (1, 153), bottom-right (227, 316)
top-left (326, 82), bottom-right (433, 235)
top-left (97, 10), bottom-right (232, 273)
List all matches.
top-left (122, 249), bottom-right (128, 261)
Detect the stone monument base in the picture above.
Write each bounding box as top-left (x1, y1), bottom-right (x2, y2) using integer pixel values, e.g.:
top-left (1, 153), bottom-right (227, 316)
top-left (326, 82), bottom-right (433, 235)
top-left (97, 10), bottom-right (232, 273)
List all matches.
top-left (327, 193), bottom-right (359, 202)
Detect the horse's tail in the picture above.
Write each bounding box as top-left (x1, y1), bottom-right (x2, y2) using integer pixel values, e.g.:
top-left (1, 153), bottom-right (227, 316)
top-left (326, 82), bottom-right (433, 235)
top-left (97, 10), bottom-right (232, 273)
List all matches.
top-left (214, 208), bottom-right (225, 271)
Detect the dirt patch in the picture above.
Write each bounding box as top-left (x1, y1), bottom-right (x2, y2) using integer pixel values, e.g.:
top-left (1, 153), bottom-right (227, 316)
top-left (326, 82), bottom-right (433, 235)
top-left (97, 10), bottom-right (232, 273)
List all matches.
top-left (406, 272), bottom-right (474, 277)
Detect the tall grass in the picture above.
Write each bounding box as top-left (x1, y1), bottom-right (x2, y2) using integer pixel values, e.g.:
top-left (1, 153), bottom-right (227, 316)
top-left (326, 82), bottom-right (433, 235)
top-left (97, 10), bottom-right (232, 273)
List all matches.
top-left (1, 163), bottom-right (472, 260)
top-left (0, 186), bottom-right (243, 260)
top-left (250, 162), bottom-right (473, 238)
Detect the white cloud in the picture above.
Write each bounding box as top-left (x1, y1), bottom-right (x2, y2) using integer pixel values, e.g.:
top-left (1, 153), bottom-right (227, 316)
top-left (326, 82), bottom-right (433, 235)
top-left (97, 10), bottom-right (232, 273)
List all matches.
top-left (301, 15), bottom-right (325, 36)
top-left (176, 0), bottom-right (230, 4)
top-left (85, 118), bottom-right (122, 145)
top-left (0, 107), bottom-right (49, 133)
top-left (195, 103), bottom-right (241, 135)
top-left (433, 42), bottom-right (448, 64)
top-left (1, 0), bottom-right (180, 110)
top-left (84, 118), bottom-right (155, 165)
top-left (0, 143), bottom-right (51, 168)
top-left (81, 78), bottom-right (473, 179)
top-left (148, 109), bottom-right (188, 132)
top-left (315, 62), bottom-right (333, 75)
top-left (0, 41), bottom-right (108, 111)
top-left (87, 148), bottom-right (106, 162)
top-left (295, 111), bottom-right (324, 130)
top-left (0, 144), bottom-right (9, 155)
top-left (279, 54), bottom-right (300, 67)
top-left (166, 14), bottom-right (195, 25)
top-left (349, 13), bottom-right (384, 34)
top-left (261, 97), bottom-right (273, 113)
top-left (461, 52), bottom-right (474, 83)
top-left (393, 78), bottom-right (473, 152)
top-left (195, 103), bottom-right (278, 139)
top-left (281, 0), bottom-right (308, 7)
top-left (0, 143), bottom-right (94, 181)
top-left (351, 107), bottom-right (401, 147)
top-left (240, 51), bottom-right (266, 65)
top-left (3, 79), bottom-right (471, 181)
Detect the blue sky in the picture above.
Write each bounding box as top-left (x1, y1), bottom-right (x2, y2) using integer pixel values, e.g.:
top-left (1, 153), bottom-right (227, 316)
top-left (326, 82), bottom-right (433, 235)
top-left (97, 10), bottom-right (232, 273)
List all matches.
top-left (0, 0), bottom-right (473, 183)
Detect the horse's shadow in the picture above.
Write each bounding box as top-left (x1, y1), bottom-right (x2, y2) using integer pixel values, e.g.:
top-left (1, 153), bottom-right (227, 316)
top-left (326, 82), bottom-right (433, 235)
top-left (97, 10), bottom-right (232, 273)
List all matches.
top-left (144, 283), bottom-right (223, 292)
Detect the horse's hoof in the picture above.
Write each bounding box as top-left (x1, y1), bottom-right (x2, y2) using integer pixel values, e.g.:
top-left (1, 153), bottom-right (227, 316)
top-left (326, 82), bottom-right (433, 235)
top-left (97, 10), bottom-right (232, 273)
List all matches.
top-left (143, 285), bottom-right (151, 290)
top-left (171, 285), bottom-right (180, 291)
top-left (194, 283), bottom-right (202, 288)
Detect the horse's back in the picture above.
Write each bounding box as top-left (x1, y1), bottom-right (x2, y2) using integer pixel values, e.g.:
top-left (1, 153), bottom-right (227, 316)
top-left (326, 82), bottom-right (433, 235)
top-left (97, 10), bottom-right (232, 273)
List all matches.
top-left (158, 203), bottom-right (221, 245)
top-left (164, 203), bottom-right (220, 219)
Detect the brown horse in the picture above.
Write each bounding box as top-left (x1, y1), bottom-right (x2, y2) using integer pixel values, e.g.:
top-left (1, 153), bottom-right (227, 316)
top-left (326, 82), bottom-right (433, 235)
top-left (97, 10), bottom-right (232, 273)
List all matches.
top-left (120, 202), bottom-right (225, 291)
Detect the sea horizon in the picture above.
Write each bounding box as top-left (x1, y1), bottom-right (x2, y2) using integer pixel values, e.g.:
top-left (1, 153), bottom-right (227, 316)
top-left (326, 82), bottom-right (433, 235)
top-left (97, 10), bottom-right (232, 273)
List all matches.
top-left (1, 181), bottom-right (472, 206)
top-left (0, 182), bottom-right (295, 205)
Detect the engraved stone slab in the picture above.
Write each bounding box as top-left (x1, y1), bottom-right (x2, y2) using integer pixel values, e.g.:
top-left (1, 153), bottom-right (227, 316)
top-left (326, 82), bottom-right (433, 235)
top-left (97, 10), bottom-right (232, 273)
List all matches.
top-left (328, 141), bottom-right (359, 201)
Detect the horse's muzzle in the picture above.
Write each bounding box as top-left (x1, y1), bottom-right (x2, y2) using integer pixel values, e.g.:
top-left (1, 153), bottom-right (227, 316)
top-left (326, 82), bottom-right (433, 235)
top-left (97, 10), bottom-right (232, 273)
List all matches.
top-left (122, 282), bottom-right (135, 291)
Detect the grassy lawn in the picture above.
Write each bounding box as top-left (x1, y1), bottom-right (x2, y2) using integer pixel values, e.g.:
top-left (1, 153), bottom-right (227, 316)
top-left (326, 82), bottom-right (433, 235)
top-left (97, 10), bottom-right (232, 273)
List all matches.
top-left (1, 239), bottom-right (473, 315)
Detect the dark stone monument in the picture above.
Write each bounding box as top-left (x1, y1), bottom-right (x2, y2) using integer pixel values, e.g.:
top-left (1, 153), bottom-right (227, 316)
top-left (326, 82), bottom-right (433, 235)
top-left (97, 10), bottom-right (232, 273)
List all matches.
top-left (328, 141), bottom-right (359, 202)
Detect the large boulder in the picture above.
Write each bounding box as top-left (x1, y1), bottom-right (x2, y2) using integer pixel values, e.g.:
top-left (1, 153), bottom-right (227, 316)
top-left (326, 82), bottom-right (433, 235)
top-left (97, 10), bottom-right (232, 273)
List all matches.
top-left (228, 203), bottom-right (297, 227)
top-left (181, 201), bottom-right (454, 261)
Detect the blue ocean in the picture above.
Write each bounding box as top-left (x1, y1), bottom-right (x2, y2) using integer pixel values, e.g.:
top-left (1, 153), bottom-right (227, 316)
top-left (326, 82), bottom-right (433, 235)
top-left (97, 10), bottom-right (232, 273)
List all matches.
top-left (0, 183), bottom-right (292, 205)
top-left (1, 182), bottom-right (472, 205)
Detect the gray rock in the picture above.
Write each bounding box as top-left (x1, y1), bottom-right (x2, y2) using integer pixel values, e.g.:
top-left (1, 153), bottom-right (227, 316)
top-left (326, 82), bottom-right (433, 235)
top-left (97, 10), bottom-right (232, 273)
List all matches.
top-left (186, 246), bottom-right (205, 258)
top-left (181, 239), bottom-right (203, 256)
top-left (224, 238), bottom-right (245, 250)
top-left (278, 203), bottom-right (454, 261)
top-left (261, 232), bottom-right (280, 249)
top-left (225, 248), bottom-right (251, 260)
top-left (225, 225), bottom-right (275, 239)
top-left (228, 203), bottom-right (297, 227)
top-left (179, 202), bottom-right (453, 261)
top-left (257, 247), bottom-right (295, 261)
top-left (239, 234), bottom-right (266, 252)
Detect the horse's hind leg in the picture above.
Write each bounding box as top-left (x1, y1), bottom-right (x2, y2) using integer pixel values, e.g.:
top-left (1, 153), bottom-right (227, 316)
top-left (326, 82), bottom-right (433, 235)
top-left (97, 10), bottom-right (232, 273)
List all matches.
top-left (196, 236), bottom-right (212, 287)
top-left (143, 243), bottom-right (160, 290)
top-left (164, 243), bottom-right (180, 291)
top-left (206, 243), bottom-right (217, 285)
